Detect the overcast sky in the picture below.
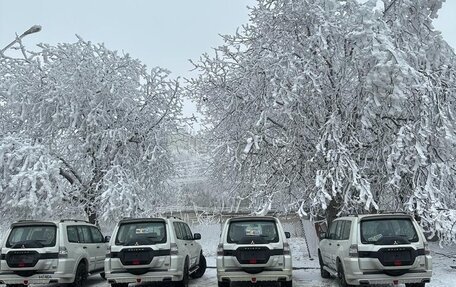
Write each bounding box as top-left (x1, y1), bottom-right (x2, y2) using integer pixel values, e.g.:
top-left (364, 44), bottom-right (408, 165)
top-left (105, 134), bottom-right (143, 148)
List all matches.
top-left (1, 0), bottom-right (454, 117)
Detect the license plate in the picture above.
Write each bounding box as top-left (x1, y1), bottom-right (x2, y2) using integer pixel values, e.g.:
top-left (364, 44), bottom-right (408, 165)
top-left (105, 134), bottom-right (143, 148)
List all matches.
top-left (384, 251), bottom-right (411, 261)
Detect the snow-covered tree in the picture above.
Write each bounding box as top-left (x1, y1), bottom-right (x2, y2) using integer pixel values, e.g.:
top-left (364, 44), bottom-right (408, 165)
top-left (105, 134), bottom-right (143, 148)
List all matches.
top-left (0, 37), bottom-right (181, 224)
top-left (190, 0), bottom-right (456, 242)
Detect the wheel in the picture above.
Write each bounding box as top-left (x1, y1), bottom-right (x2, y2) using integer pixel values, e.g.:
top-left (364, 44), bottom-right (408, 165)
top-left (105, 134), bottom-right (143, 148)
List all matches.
top-left (318, 251), bottom-right (331, 279)
top-left (405, 284), bottom-right (426, 287)
top-left (70, 263), bottom-right (87, 287)
top-left (190, 253), bottom-right (206, 278)
top-left (100, 272), bottom-right (106, 280)
top-left (175, 258), bottom-right (189, 287)
top-left (218, 281), bottom-right (230, 287)
top-left (6, 285), bottom-right (26, 287)
top-left (337, 261), bottom-right (354, 287)
top-left (111, 284), bottom-right (128, 287)
top-left (281, 280), bottom-right (292, 287)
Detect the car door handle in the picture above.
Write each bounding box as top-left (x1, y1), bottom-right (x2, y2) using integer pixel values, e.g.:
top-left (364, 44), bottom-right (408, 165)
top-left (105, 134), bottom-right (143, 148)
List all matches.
top-left (337, 244), bottom-right (340, 247)
top-left (328, 243), bottom-right (332, 246)
top-left (97, 246), bottom-right (100, 248)
top-left (83, 246), bottom-right (87, 249)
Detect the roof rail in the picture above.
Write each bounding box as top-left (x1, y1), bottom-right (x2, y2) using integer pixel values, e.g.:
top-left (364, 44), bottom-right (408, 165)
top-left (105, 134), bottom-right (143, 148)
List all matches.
top-left (60, 219), bottom-right (90, 223)
top-left (166, 216), bottom-right (183, 220)
top-left (377, 211), bottom-right (409, 215)
top-left (18, 219), bottom-right (39, 222)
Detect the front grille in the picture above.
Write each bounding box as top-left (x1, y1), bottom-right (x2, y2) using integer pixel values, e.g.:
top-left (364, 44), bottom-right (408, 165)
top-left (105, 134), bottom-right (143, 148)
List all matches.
top-left (235, 247), bottom-right (271, 264)
top-left (6, 251), bottom-right (40, 268)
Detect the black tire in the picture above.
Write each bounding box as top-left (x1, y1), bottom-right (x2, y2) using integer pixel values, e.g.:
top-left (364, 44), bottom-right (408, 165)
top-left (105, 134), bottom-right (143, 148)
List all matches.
top-left (70, 263), bottom-right (87, 287)
top-left (337, 261), bottom-right (353, 287)
top-left (218, 281), bottom-right (230, 287)
top-left (190, 253), bottom-right (207, 279)
top-left (318, 251), bottom-right (331, 279)
top-left (175, 258), bottom-right (189, 287)
top-left (281, 280), bottom-right (293, 287)
top-left (405, 284), bottom-right (426, 287)
top-left (111, 284), bottom-right (129, 287)
top-left (100, 272), bottom-right (106, 280)
top-left (6, 285), bottom-right (26, 287)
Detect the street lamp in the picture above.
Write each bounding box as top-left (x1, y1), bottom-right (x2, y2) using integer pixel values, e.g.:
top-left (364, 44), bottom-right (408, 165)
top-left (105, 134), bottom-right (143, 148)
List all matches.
top-left (0, 25), bottom-right (42, 54)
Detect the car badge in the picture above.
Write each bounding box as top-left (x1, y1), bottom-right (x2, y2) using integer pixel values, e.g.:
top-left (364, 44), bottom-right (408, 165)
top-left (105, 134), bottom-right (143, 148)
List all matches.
top-left (21, 245), bottom-right (25, 249)
top-left (251, 241), bottom-right (255, 245)
top-left (393, 241), bottom-right (398, 245)
top-left (135, 242), bottom-right (139, 246)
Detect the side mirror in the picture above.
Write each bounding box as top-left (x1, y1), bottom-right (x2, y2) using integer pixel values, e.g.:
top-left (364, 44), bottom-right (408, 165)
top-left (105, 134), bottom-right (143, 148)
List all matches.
top-left (104, 236), bottom-right (111, 243)
top-left (193, 233), bottom-right (201, 240)
top-left (319, 232), bottom-right (326, 240)
top-left (285, 232), bottom-right (291, 239)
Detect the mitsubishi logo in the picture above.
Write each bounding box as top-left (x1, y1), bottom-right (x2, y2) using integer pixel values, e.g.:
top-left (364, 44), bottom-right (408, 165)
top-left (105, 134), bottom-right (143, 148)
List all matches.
top-left (251, 241), bottom-right (255, 245)
top-left (393, 241), bottom-right (399, 245)
top-left (135, 242), bottom-right (139, 246)
top-left (21, 245), bottom-right (26, 249)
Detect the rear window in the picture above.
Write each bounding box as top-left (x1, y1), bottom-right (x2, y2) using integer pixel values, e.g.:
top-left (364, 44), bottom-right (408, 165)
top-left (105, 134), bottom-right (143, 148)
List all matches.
top-left (6, 225), bottom-right (57, 248)
top-left (116, 221), bottom-right (166, 245)
top-left (360, 218), bottom-right (418, 244)
top-left (227, 220), bottom-right (279, 243)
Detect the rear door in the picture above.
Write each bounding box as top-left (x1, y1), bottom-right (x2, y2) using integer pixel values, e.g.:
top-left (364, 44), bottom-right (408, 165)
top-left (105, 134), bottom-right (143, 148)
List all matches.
top-left (182, 223), bottom-right (199, 267)
top-left (89, 226), bottom-right (106, 270)
top-left (321, 220), bottom-right (338, 269)
top-left (77, 225), bottom-right (97, 271)
top-left (173, 222), bottom-right (190, 264)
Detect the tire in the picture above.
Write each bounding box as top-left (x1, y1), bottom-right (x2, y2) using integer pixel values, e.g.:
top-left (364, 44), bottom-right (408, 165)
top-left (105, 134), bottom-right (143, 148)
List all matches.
top-left (405, 284), bottom-right (426, 287)
top-left (282, 280), bottom-right (293, 287)
top-left (337, 261), bottom-right (353, 287)
top-left (218, 281), bottom-right (230, 287)
top-left (6, 285), bottom-right (26, 287)
top-left (318, 251), bottom-right (331, 279)
top-left (100, 272), bottom-right (106, 280)
top-left (70, 263), bottom-right (87, 287)
top-left (190, 253), bottom-right (207, 279)
top-left (175, 258), bottom-right (189, 287)
top-left (111, 284), bottom-right (129, 287)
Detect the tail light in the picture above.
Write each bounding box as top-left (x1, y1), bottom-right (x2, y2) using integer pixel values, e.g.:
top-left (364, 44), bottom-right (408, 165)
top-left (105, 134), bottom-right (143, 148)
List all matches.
top-left (217, 243), bottom-right (224, 256)
top-left (106, 246), bottom-right (111, 257)
top-left (58, 246), bottom-right (68, 258)
top-left (170, 243), bottom-right (178, 255)
top-left (349, 244), bottom-right (358, 257)
top-left (283, 242), bottom-right (291, 255)
top-left (424, 242), bottom-right (431, 255)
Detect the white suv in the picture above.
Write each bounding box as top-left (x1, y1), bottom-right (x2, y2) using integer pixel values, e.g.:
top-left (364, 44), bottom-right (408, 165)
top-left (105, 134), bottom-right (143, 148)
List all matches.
top-left (104, 217), bottom-right (206, 287)
top-left (0, 219), bottom-right (107, 287)
top-left (318, 213), bottom-right (432, 287)
top-left (216, 216), bottom-right (293, 287)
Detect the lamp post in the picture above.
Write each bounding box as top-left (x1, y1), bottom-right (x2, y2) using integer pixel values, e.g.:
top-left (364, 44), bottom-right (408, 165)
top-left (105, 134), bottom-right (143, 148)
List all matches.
top-left (0, 25), bottom-right (42, 54)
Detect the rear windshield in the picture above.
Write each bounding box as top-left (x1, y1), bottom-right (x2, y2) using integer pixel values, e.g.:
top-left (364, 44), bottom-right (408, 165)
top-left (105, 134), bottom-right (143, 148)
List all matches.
top-left (116, 221), bottom-right (166, 245)
top-left (360, 218), bottom-right (418, 244)
top-left (6, 225), bottom-right (57, 248)
top-left (227, 220), bottom-right (279, 243)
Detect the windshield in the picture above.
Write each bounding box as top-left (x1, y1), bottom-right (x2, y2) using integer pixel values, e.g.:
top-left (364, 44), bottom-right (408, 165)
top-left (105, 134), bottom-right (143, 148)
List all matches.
top-left (360, 218), bottom-right (418, 244)
top-left (227, 220), bottom-right (279, 243)
top-left (116, 221), bottom-right (166, 245)
top-left (6, 225), bottom-right (57, 248)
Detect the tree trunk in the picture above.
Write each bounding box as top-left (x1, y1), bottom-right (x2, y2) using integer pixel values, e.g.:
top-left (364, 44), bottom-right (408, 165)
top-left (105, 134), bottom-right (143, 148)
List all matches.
top-left (326, 198), bottom-right (340, 226)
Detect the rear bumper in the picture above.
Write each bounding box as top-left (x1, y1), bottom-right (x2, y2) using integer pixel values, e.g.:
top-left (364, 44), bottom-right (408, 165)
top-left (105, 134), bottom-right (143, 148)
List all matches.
top-left (105, 270), bottom-right (184, 283)
top-left (343, 256), bottom-right (432, 285)
top-left (0, 258), bottom-right (77, 284)
top-left (217, 268), bottom-right (292, 283)
top-left (104, 255), bottom-right (186, 283)
top-left (0, 272), bottom-right (74, 285)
